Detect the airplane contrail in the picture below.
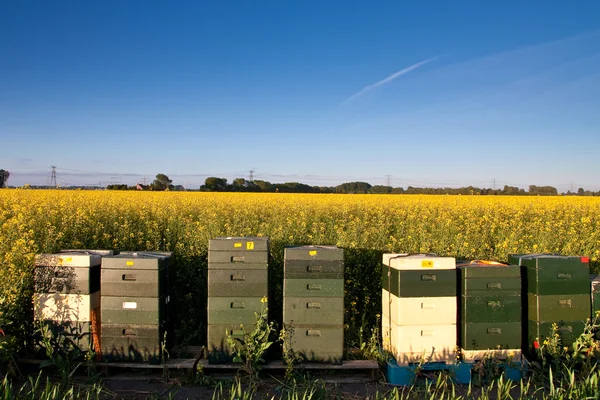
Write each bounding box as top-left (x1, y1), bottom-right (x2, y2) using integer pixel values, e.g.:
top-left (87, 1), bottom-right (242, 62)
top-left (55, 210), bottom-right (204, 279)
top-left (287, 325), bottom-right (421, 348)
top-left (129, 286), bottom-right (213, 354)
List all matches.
top-left (341, 56), bottom-right (441, 105)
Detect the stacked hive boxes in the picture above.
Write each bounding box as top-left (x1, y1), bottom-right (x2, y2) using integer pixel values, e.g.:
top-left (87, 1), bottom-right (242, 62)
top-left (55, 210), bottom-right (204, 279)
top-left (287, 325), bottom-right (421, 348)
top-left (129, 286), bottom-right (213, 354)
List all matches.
top-left (592, 275), bottom-right (600, 318)
top-left (120, 251), bottom-right (175, 344)
top-left (458, 261), bottom-right (522, 362)
top-left (207, 237), bottom-right (269, 363)
top-left (33, 252), bottom-right (102, 351)
top-left (283, 246), bottom-right (344, 363)
top-left (100, 252), bottom-right (171, 362)
top-left (509, 254), bottom-right (590, 351)
top-left (382, 254), bottom-right (457, 364)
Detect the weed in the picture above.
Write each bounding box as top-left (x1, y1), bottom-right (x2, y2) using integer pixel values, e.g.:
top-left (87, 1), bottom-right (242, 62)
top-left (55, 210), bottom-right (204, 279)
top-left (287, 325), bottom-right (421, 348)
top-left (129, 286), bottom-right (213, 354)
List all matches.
top-left (226, 296), bottom-right (276, 381)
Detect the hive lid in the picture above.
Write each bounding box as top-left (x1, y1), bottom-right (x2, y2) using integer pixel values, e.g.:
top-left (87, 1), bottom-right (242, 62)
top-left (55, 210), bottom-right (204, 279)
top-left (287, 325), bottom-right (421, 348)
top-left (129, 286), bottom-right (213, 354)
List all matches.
top-left (101, 253), bottom-right (168, 270)
top-left (35, 253), bottom-right (102, 268)
top-left (209, 237), bottom-right (269, 252)
top-left (60, 249), bottom-right (115, 256)
top-left (284, 245), bottom-right (343, 261)
top-left (383, 253), bottom-right (455, 270)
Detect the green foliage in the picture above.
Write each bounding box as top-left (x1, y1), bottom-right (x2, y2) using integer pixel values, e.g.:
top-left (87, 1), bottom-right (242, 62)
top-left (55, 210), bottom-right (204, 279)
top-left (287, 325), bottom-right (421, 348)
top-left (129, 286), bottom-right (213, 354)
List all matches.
top-left (211, 379), bottom-right (256, 400)
top-left (358, 315), bottom-right (391, 365)
top-left (279, 323), bottom-right (304, 383)
top-left (0, 372), bottom-right (107, 400)
top-left (152, 173), bottom-right (174, 191)
top-left (335, 182), bottom-right (372, 194)
top-left (226, 297), bottom-right (275, 381)
top-left (201, 177), bottom-right (229, 191)
top-left (36, 322), bottom-right (84, 388)
top-left (0, 170), bottom-right (9, 189)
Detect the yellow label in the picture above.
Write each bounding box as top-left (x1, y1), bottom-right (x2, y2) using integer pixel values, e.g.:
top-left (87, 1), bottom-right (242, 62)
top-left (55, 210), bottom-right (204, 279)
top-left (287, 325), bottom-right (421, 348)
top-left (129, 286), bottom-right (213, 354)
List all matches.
top-left (246, 242), bottom-right (254, 250)
top-left (234, 243), bottom-right (242, 248)
top-left (63, 257), bottom-right (72, 263)
top-left (126, 261), bottom-right (134, 266)
top-left (309, 250), bottom-right (317, 256)
top-left (421, 260), bottom-right (434, 268)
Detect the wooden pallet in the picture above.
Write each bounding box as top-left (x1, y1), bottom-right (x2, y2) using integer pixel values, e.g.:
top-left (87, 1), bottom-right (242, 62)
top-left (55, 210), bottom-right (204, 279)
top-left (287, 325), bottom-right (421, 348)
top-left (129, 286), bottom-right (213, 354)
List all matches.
top-left (199, 359), bottom-right (380, 382)
top-left (21, 357), bottom-right (380, 383)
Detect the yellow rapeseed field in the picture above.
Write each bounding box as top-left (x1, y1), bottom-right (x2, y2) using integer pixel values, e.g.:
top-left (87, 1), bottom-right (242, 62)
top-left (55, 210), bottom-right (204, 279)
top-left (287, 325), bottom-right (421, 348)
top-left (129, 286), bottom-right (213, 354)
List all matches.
top-left (1, 190), bottom-right (599, 345)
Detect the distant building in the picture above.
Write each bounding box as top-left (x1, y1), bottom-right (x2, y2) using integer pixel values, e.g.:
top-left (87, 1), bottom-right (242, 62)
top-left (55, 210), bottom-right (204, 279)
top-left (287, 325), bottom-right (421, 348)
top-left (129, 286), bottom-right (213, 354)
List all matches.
top-left (136, 184), bottom-right (146, 191)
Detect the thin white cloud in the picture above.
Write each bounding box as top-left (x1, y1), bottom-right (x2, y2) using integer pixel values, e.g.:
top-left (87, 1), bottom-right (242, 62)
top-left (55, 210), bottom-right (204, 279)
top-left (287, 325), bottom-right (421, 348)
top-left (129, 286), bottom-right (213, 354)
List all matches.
top-left (341, 56), bottom-right (441, 105)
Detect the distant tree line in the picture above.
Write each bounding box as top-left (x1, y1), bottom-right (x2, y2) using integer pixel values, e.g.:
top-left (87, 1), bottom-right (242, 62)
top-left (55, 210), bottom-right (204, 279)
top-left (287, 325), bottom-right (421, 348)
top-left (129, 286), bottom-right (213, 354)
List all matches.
top-left (197, 177), bottom-right (600, 196)
top-left (2, 167), bottom-right (596, 196)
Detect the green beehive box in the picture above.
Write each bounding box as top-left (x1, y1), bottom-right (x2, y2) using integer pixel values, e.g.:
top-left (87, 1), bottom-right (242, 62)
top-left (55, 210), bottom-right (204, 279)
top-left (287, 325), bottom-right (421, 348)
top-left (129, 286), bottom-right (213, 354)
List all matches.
top-left (591, 275), bottom-right (600, 318)
top-left (283, 297), bottom-right (344, 326)
top-left (101, 324), bottom-right (164, 363)
top-left (284, 260), bottom-right (344, 279)
top-left (527, 294), bottom-right (590, 322)
top-left (208, 252), bottom-right (268, 265)
top-left (461, 322), bottom-right (521, 350)
top-left (527, 320), bottom-right (585, 348)
top-left (509, 254), bottom-right (590, 295)
top-left (461, 295), bottom-right (521, 324)
top-left (458, 263), bottom-right (521, 296)
top-left (283, 279), bottom-right (344, 298)
top-left (208, 262), bottom-right (268, 271)
top-left (34, 253), bottom-right (101, 295)
top-left (102, 254), bottom-right (169, 271)
top-left (208, 270), bottom-right (268, 297)
top-left (207, 297), bottom-right (265, 325)
top-left (283, 325), bottom-right (344, 364)
top-left (101, 268), bottom-right (168, 298)
top-left (284, 246), bottom-right (344, 261)
top-left (207, 324), bottom-right (246, 363)
top-left (101, 296), bottom-right (167, 325)
top-left (382, 268), bottom-right (456, 298)
top-left (209, 237), bottom-right (269, 252)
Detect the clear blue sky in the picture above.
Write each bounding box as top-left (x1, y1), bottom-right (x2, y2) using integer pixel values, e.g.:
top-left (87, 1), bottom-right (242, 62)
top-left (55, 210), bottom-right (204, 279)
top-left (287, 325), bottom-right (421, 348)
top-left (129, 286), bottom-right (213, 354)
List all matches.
top-left (2, 1), bottom-right (599, 190)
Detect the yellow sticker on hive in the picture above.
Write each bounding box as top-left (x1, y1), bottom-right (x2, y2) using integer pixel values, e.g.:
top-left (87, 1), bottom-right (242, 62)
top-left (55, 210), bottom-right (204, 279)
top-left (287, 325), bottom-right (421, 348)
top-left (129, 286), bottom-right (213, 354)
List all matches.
top-left (421, 260), bottom-right (434, 268)
top-left (234, 243), bottom-right (242, 248)
top-left (126, 261), bottom-right (134, 266)
top-left (309, 250), bottom-right (317, 256)
top-left (246, 242), bottom-right (254, 250)
top-left (64, 257), bottom-right (72, 263)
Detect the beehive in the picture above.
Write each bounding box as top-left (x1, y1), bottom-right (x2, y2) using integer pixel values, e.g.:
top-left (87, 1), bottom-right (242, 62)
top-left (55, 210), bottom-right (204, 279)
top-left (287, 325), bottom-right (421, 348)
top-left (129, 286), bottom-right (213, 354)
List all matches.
top-left (509, 254), bottom-right (590, 351)
top-left (382, 254), bottom-right (457, 364)
top-left (34, 252), bottom-right (103, 351)
top-left (283, 246), bottom-right (344, 363)
top-left (100, 252), bottom-right (172, 362)
top-left (207, 237), bottom-right (269, 363)
top-left (457, 261), bottom-right (522, 361)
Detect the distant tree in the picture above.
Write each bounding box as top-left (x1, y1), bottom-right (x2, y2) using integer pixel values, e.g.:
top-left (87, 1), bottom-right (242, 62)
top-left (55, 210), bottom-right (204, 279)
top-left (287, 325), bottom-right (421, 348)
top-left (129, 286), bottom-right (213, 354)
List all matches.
top-left (151, 173), bottom-right (173, 191)
top-left (273, 182), bottom-right (319, 193)
top-left (253, 180), bottom-right (273, 192)
top-left (107, 184), bottom-right (129, 190)
top-left (529, 185), bottom-right (558, 195)
top-left (232, 178), bottom-right (247, 191)
top-left (0, 169), bottom-right (9, 188)
top-left (335, 181), bottom-right (372, 194)
top-left (369, 185), bottom-right (393, 194)
top-left (201, 177), bottom-right (229, 191)
top-left (578, 188), bottom-right (585, 196)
